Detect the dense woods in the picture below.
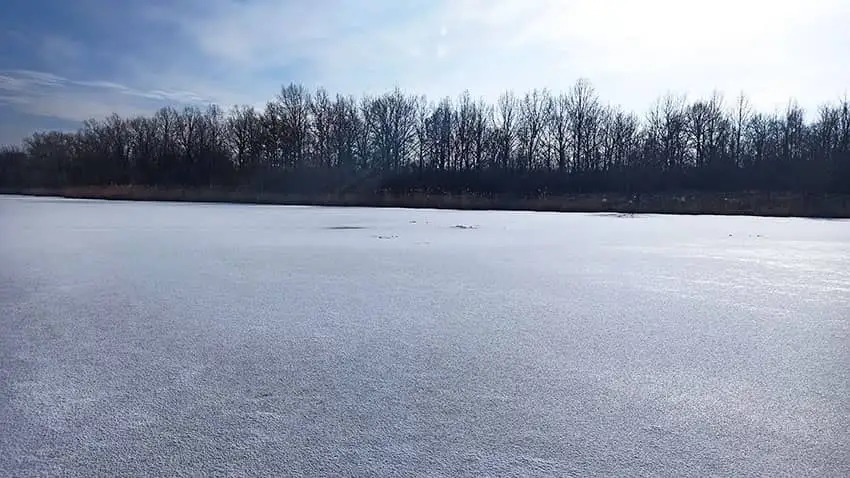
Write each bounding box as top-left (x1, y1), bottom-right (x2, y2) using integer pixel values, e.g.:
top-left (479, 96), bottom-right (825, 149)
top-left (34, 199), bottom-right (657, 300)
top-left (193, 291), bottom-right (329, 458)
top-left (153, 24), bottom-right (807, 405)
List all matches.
top-left (1, 80), bottom-right (848, 199)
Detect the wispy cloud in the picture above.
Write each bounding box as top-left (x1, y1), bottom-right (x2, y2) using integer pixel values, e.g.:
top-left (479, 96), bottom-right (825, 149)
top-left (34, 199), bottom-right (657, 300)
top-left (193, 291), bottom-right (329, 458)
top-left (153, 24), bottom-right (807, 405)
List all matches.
top-left (0, 69), bottom-right (213, 122)
top-left (1, 70), bottom-right (65, 89)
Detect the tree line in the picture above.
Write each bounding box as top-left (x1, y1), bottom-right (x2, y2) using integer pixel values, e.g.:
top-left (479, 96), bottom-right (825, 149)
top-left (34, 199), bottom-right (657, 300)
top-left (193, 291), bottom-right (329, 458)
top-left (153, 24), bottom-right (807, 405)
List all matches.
top-left (1, 79), bottom-right (848, 196)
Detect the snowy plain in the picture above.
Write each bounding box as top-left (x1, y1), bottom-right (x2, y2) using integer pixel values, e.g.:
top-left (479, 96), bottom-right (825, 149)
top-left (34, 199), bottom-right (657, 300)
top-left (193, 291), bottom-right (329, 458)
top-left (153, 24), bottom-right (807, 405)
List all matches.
top-left (1, 195), bottom-right (848, 476)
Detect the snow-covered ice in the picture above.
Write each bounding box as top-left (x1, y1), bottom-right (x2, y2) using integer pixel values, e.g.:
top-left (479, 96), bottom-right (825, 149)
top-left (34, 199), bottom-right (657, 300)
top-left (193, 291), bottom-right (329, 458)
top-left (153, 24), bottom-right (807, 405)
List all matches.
top-left (1, 195), bottom-right (848, 476)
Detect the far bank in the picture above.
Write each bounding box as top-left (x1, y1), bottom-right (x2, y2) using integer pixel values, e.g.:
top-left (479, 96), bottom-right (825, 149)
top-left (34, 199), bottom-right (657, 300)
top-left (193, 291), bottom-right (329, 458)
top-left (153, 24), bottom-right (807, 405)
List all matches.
top-left (3, 186), bottom-right (849, 219)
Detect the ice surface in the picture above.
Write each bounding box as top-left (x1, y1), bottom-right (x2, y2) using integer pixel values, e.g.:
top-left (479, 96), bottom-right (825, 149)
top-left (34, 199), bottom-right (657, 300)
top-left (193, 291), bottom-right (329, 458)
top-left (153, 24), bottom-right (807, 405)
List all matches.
top-left (1, 195), bottom-right (848, 476)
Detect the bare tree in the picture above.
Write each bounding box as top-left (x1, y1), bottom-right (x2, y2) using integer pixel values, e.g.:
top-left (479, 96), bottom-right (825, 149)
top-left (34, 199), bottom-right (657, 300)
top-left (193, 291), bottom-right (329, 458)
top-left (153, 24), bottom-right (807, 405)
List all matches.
top-left (472, 97), bottom-right (491, 170)
top-left (362, 89), bottom-right (418, 171)
top-left (329, 94), bottom-right (361, 170)
top-left (275, 83), bottom-right (313, 169)
top-left (311, 88), bottom-right (333, 168)
top-left (647, 93), bottom-right (688, 171)
top-left (519, 89), bottom-right (548, 170)
top-left (226, 105), bottom-right (260, 172)
top-left (566, 79), bottom-right (601, 172)
top-left (454, 91), bottom-right (475, 171)
top-left (731, 92), bottom-right (752, 167)
top-left (414, 95), bottom-right (431, 171)
top-left (495, 91), bottom-right (518, 169)
top-left (547, 92), bottom-right (570, 172)
top-left (426, 97), bottom-right (454, 170)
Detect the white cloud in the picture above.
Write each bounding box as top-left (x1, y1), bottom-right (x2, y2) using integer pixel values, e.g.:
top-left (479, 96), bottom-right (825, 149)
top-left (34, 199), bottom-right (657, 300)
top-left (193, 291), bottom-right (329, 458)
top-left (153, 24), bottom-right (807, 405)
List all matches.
top-left (167, 0), bottom-right (848, 114)
top-left (173, 0), bottom-right (413, 71)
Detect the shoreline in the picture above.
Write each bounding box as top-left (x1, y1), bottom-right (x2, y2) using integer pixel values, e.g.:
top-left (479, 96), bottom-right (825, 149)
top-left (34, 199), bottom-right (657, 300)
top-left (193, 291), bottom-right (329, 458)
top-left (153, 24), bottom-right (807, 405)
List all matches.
top-left (3, 186), bottom-right (849, 219)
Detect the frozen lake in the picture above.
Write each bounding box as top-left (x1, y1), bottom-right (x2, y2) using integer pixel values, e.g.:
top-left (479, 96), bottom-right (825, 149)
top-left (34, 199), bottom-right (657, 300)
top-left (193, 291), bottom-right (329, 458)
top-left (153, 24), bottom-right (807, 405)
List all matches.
top-left (1, 195), bottom-right (848, 477)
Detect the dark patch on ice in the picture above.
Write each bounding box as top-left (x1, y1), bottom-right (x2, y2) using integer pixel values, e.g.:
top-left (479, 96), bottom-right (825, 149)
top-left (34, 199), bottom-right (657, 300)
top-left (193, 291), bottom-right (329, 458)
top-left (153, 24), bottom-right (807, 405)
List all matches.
top-left (375, 234), bottom-right (398, 240)
top-left (452, 224), bottom-right (479, 230)
top-left (325, 225), bottom-right (367, 230)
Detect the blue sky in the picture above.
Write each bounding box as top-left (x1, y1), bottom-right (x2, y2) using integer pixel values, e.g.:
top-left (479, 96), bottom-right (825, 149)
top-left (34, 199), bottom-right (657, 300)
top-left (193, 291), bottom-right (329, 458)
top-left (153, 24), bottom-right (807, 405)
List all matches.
top-left (1, 0), bottom-right (848, 145)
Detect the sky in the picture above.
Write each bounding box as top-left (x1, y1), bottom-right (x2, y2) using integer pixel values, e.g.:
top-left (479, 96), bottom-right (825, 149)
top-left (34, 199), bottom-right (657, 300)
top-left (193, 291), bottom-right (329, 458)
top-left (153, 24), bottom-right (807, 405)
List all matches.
top-left (1, 0), bottom-right (848, 146)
